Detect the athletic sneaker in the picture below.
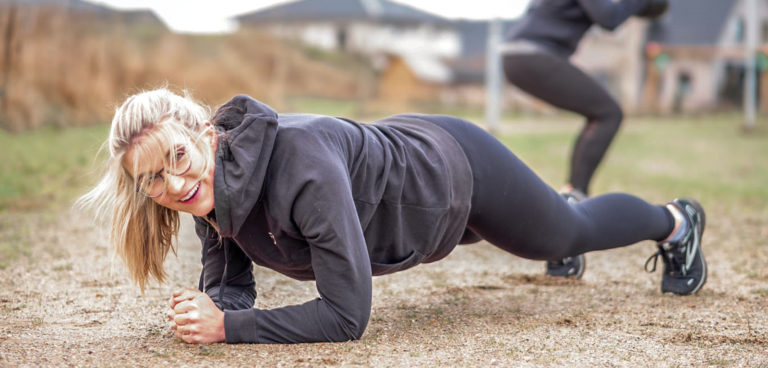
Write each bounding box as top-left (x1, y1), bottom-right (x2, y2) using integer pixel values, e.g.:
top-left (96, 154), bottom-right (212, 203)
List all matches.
top-left (644, 198), bottom-right (707, 295)
top-left (561, 189), bottom-right (587, 204)
top-left (545, 191), bottom-right (587, 279)
top-left (545, 254), bottom-right (586, 279)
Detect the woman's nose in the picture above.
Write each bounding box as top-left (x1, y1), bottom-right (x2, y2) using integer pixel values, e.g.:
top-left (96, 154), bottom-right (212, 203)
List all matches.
top-left (164, 174), bottom-right (185, 194)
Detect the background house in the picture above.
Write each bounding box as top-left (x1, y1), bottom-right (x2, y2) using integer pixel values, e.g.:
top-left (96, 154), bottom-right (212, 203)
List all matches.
top-left (234, 0), bottom-right (768, 115)
top-left (235, 0), bottom-right (459, 105)
top-left (643, 0), bottom-right (768, 113)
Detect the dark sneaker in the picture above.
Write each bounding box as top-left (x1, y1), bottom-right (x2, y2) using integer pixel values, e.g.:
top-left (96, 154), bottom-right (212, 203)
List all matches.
top-left (645, 198), bottom-right (707, 295)
top-left (545, 191), bottom-right (588, 279)
top-left (561, 189), bottom-right (587, 204)
top-left (546, 254), bottom-right (586, 279)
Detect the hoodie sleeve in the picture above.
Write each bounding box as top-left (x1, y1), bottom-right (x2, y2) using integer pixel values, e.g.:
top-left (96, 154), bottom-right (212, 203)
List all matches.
top-left (221, 148), bottom-right (373, 344)
top-left (577, 0), bottom-right (650, 30)
top-left (194, 218), bottom-right (256, 311)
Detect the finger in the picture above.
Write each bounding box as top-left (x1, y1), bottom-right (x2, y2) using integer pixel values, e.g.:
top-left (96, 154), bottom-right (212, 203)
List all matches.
top-left (173, 300), bottom-right (197, 315)
top-left (173, 287), bottom-right (199, 297)
top-left (172, 287), bottom-right (196, 297)
top-left (174, 326), bottom-right (185, 340)
top-left (185, 334), bottom-right (202, 344)
top-left (181, 333), bottom-right (197, 344)
top-left (173, 289), bottom-right (199, 304)
top-left (169, 320), bottom-right (177, 331)
top-left (174, 310), bottom-right (200, 326)
top-left (176, 323), bottom-right (199, 339)
top-left (166, 308), bottom-right (175, 321)
top-left (176, 323), bottom-right (191, 336)
top-left (169, 294), bottom-right (177, 309)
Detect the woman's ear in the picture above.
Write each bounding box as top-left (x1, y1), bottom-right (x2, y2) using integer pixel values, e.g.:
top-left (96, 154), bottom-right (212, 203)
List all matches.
top-left (207, 124), bottom-right (218, 150)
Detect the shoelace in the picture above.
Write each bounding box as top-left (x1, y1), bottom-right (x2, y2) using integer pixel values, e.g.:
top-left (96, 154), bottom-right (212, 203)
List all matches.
top-left (645, 243), bottom-right (685, 275)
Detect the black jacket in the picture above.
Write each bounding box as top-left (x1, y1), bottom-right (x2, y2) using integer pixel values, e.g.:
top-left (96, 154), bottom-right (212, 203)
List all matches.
top-left (194, 96), bottom-right (473, 343)
top-left (507, 0), bottom-right (651, 57)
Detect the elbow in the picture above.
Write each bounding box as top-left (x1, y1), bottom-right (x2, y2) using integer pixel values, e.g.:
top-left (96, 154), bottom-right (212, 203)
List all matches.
top-left (349, 316), bottom-right (369, 340)
top-left (339, 311), bottom-right (370, 341)
top-left (332, 306), bottom-right (370, 342)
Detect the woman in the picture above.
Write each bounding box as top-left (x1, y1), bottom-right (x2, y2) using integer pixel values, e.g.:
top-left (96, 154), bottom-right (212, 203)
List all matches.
top-left (79, 88), bottom-right (704, 344)
top-left (503, 0), bottom-right (669, 276)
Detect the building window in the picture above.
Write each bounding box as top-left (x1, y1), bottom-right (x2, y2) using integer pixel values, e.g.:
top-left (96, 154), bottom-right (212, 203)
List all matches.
top-left (735, 18), bottom-right (745, 43)
top-left (337, 27), bottom-right (348, 51)
top-left (673, 72), bottom-right (693, 113)
top-left (762, 21), bottom-right (768, 43)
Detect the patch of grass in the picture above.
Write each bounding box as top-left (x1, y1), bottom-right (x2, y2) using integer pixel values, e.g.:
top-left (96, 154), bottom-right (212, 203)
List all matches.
top-left (0, 223), bottom-right (31, 269)
top-left (151, 349), bottom-right (175, 358)
top-left (0, 241), bottom-right (29, 270)
top-left (427, 306), bottom-right (444, 316)
top-left (197, 345), bottom-right (225, 357)
top-left (52, 263), bottom-right (73, 272)
top-left (497, 117), bottom-right (768, 208)
top-left (505, 306), bottom-right (522, 314)
top-left (708, 358), bottom-right (731, 366)
top-left (0, 124), bottom-right (109, 212)
top-left (2, 114), bottom-right (764, 218)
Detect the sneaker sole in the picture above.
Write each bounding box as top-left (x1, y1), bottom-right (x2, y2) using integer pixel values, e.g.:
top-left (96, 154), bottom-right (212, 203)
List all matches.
top-left (573, 253), bottom-right (586, 279)
top-left (545, 254), bottom-right (586, 280)
top-left (670, 198), bottom-right (707, 295)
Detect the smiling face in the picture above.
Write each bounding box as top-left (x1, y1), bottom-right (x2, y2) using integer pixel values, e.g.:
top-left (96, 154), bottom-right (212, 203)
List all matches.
top-left (123, 123), bottom-right (217, 217)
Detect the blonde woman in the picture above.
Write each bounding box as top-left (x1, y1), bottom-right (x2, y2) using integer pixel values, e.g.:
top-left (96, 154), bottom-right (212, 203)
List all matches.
top-left (80, 88), bottom-right (706, 344)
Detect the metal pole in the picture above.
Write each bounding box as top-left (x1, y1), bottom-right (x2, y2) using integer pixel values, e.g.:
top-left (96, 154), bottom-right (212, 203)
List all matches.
top-left (743, 0), bottom-right (758, 130)
top-left (485, 18), bottom-right (502, 133)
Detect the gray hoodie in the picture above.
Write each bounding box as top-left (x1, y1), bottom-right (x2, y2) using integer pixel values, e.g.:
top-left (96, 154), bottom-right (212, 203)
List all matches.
top-left (193, 96), bottom-right (473, 343)
top-left (507, 0), bottom-right (651, 57)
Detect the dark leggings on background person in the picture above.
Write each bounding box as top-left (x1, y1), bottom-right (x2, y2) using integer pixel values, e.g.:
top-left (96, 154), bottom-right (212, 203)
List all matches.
top-left (503, 50), bottom-right (623, 195)
top-left (410, 114), bottom-right (673, 260)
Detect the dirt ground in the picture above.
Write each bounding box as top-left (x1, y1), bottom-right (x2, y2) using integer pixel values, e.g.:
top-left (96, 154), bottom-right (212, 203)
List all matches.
top-left (0, 198), bottom-right (766, 367)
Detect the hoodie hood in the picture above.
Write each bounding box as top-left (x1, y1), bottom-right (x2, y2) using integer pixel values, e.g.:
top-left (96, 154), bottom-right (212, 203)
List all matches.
top-left (211, 95), bottom-right (278, 237)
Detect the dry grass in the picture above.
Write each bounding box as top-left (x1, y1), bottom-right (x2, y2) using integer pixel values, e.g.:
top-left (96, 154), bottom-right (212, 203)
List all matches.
top-left (0, 4), bottom-right (372, 131)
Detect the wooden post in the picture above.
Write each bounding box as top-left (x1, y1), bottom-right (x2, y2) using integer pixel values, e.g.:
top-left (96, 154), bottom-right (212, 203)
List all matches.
top-left (743, 0), bottom-right (759, 131)
top-left (1, 4), bottom-right (17, 118)
top-left (484, 18), bottom-right (502, 133)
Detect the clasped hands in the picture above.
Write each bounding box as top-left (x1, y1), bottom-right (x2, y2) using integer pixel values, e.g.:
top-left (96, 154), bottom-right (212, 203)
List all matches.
top-left (167, 287), bottom-right (225, 344)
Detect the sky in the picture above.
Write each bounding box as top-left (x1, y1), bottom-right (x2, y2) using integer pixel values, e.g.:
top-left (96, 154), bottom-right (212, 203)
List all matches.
top-left (87, 0), bottom-right (531, 34)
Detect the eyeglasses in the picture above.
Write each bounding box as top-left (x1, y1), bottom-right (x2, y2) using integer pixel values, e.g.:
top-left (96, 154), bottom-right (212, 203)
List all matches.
top-left (136, 145), bottom-right (192, 198)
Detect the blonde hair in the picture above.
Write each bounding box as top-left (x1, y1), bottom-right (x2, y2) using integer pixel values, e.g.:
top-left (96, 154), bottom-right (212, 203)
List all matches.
top-left (77, 88), bottom-right (215, 291)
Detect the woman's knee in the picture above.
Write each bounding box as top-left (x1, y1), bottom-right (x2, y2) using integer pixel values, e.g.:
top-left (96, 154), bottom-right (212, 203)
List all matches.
top-left (598, 102), bottom-right (624, 129)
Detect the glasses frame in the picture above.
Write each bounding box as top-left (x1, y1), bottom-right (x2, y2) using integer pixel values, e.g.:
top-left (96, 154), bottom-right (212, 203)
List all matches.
top-left (135, 145), bottom-right (193, 198)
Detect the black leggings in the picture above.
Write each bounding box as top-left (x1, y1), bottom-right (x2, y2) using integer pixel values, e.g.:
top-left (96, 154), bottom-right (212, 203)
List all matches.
top-left (503, 50), bottom-right (623, 195)
top-left (415, 115), bottom-right (673, 261)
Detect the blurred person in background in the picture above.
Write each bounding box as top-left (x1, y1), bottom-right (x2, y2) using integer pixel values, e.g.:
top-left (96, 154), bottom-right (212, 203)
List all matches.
top-left (79, 88), bottom-right (704, 344)
top-left (503, 0), bottom-right (669, 277)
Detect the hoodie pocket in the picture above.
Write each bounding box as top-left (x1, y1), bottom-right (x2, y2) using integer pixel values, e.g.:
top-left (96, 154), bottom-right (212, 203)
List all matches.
top-left (370, 250), bottom-right (424, 276)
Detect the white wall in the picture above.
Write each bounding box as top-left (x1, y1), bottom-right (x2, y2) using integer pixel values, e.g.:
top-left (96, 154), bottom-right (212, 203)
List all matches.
top-left (267, 21), bottom-right (459, 58)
